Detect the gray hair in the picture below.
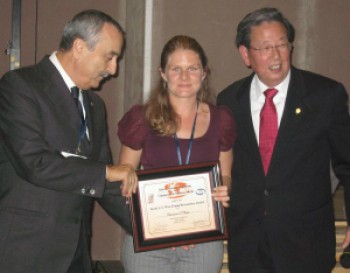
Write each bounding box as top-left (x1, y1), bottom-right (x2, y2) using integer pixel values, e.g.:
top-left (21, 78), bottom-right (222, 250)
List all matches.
top-left (59, 9), bottom-right (125, 51)
top-left (236, 7), bottom-right (295, 48)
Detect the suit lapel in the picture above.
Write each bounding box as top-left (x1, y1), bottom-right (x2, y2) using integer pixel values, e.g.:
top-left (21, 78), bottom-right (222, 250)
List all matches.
top-left (269, 67), bottom-right (308, 171)
top-left (37, 57), bottom-right (82, 139)
top-left (235, 75), bottom-right (263, 168)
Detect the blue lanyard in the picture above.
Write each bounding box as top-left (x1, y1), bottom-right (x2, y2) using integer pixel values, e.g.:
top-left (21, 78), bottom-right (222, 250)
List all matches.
top-left (173, 106), bottom-right (198, 165)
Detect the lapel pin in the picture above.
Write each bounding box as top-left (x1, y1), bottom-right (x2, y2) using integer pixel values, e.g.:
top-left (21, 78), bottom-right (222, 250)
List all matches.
top-left (295, 108), bottom-right (301, 115)
top-left (90, 102), bottom-right (94, 107)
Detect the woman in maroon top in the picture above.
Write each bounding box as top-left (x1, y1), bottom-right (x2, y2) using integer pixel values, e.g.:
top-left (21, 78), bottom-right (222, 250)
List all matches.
top-left (118, 35), bottom-right (236, 273)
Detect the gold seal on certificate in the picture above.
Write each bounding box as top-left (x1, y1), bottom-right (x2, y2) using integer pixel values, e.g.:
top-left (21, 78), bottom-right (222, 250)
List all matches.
top-left (130, 161), bottom-right (227, 252)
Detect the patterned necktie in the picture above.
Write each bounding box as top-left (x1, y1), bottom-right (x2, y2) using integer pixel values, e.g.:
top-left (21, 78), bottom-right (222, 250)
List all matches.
top-left (70, 87), bottom-right (90, 155)
top-left (259, 88), bottom-right (278, 175)
top-left (70, 86), bottom-right (84, 125)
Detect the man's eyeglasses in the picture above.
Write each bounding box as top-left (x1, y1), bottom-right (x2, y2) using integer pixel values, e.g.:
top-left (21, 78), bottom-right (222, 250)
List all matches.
top-left (249, 42), bottom-right (291, 55)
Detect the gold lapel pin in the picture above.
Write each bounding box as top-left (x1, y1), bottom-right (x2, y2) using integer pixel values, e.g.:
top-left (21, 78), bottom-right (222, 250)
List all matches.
top-left (295, 108), bottom-right (301, 115)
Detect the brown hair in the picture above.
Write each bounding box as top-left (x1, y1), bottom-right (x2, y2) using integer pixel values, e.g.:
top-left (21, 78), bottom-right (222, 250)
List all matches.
top-left (145, 35), bottom-right (214, 136)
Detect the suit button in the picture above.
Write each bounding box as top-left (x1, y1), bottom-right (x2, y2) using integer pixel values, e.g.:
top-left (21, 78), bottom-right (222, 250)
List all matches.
top-left (264, 190), bottom-right (269, 196)
top-left (81, 188), bottom-right (86, 194)
top-left (89, 188), bottom-right (96, 195)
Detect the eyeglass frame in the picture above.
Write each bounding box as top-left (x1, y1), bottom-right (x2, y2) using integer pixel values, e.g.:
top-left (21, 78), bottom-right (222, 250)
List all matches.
top-left (248, 42), bottom-right (292, 55)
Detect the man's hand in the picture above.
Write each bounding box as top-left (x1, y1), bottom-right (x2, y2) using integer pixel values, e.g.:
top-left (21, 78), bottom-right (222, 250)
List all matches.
top-left (106, 164), bottom-right (138, 197)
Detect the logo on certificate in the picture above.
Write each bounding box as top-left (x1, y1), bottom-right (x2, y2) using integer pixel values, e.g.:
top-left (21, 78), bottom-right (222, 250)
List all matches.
top-left (163, 182), bottom-right (193, 199)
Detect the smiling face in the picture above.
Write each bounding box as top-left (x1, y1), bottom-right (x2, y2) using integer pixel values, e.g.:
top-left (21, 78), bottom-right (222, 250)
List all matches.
top-left (74, 23), bottom-right (123, 89)
top-left (239, 21), bottom-right (292, 87)
top-left (160, 49), bottom-right (206, 100)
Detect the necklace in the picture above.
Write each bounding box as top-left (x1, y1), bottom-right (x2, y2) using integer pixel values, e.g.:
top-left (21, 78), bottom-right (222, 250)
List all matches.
top-left (173, 103), bottom-right (198, 165)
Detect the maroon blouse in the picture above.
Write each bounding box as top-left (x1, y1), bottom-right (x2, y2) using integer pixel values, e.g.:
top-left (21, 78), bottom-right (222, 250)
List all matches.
top-left (118, 104), bottom-right (236, 170)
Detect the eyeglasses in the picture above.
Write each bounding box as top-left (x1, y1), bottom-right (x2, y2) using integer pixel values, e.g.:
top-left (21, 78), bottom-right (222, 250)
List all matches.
top-left (249, 42), bottom-right (291, 55)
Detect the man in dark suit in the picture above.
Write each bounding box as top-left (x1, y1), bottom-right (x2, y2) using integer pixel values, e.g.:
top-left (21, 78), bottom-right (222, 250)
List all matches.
top-left (217, 7), bottom-right (350, 273)
top-left (0, 10), bottom-right (137, 273)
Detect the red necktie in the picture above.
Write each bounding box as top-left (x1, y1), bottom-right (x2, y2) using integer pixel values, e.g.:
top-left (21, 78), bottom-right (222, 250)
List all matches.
top-left (259, 88), bottom-right (278, 175)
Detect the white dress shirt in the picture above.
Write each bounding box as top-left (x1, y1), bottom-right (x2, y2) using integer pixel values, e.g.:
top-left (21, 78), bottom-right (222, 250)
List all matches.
top-left (49, 52), bottom-right (89, 139)
top-left (250, 70), bottom-right (291, 144)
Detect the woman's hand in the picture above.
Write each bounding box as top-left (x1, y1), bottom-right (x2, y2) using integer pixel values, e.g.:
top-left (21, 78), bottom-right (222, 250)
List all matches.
top-left (213, 185), bottom-right (230, 208)
top-left (171, 245), bottom-right (196, 251)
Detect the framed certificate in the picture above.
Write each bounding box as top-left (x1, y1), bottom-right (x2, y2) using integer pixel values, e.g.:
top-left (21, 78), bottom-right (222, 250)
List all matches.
top-left (130, 161), bottom-right (227, 252)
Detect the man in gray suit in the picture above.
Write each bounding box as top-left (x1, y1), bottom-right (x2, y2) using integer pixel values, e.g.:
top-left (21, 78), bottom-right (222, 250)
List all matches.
top-left (0, 10), bottom-right (137, 273)
top-left (217, 7), bottom-right (350, 273)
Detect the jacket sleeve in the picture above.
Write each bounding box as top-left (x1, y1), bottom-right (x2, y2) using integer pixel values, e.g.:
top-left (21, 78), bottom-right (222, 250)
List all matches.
top-left (328, 83), bottom-right (350, 223)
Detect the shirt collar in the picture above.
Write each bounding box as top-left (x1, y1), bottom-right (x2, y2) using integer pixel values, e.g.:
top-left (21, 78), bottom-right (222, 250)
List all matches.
top-left (49, 51), bottom-right (77, 92)
top-left (251, 69), bottom-right (291, 100)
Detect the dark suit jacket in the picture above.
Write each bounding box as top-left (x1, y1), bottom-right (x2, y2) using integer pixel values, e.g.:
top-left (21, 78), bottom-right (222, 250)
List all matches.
top-left (0, 56), bottom-right (131, 273)
top-left (217, 67), bottom-right (350, 273)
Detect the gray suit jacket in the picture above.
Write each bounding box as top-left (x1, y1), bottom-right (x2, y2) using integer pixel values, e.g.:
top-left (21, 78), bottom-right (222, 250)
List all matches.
top-left (217, 67), bottom-right (350, 273)
top-left (0, 56), bottom-right (131, 273)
